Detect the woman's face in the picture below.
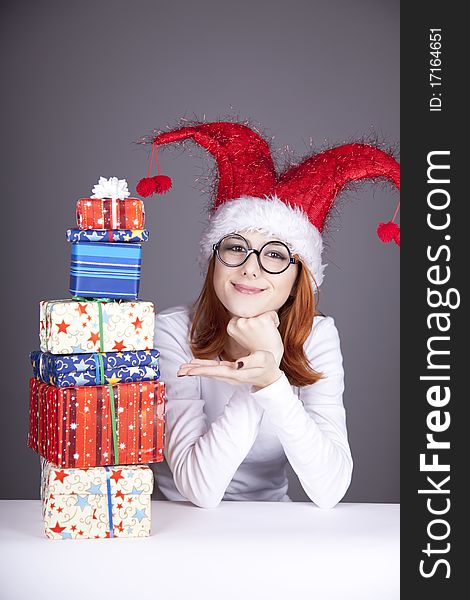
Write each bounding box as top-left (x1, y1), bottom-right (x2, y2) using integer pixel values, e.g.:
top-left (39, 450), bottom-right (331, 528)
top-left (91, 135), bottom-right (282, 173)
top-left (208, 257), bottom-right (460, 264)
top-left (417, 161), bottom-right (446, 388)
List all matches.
top-left (213, 229), bottom-right (299, 318)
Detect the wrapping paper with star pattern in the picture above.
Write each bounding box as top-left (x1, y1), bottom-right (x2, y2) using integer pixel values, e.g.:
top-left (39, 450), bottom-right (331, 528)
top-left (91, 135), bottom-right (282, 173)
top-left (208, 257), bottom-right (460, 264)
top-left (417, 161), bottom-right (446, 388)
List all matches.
top-left (28, 378), bottom-right (165, 468)
top-left (39, 299), bottom-right (155, 354)
top-left (40, 458), bottom-right (153, 539)
top-left (76, 198), bottom-right (145, 230)
top-left (66, 228), bottom-right (149, 243)
top-left (30, 349), bottom-right (160, 388)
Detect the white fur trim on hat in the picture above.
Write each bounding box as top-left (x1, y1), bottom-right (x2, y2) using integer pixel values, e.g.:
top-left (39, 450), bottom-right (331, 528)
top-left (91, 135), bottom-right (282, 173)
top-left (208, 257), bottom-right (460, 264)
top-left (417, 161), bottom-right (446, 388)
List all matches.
top-left (198, 195), bottom-right (326, 288)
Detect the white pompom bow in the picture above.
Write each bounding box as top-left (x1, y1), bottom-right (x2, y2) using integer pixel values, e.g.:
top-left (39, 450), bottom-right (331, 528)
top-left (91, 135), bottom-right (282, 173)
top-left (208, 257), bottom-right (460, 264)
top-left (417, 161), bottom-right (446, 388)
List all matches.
top-left (91, 176), bottom-right (130, 200)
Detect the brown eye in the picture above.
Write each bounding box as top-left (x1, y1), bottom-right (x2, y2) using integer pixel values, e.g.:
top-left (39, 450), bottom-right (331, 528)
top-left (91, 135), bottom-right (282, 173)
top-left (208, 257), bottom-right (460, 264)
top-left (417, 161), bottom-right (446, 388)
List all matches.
top-left (266, 251), bottom-right (286, 260)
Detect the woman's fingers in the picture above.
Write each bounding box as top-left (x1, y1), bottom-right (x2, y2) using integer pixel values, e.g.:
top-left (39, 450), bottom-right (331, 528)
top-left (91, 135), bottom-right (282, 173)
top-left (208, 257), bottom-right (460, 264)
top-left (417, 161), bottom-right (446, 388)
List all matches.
top-left (265, 310), bottom-right (280, 327)
top-left (183, 358), bottom-right (234, 366)
top-left (178, 352), bottom-right (264, 378)
top-left (178, 364), bottom-right (263, 385)
top-left (189, 358), bottom-right (220, 365)
top-left (179, 352), bottom-right (270, 370)
top-left (177, 358), bottom-right (232, 372)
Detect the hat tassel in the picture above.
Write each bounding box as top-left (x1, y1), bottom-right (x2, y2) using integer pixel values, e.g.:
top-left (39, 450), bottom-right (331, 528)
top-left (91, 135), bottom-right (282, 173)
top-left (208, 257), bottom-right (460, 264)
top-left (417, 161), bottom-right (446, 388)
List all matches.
top-left (136, 143), bottom-right (172, 197)
top-left (377, 201), bottom-right (400, 246)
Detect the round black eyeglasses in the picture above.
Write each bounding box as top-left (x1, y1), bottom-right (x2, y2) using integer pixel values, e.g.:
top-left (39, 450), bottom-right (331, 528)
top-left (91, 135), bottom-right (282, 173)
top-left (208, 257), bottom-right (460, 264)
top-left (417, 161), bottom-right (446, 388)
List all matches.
top-left (212, 233), bottom-right (298, 274)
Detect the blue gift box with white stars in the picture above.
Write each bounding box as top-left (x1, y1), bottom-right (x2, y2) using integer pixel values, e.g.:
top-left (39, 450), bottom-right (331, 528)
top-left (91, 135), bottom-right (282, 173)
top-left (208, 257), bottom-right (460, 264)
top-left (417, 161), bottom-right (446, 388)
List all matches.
top-left (30, 349), bottom-right (160, 388)
top-left (66, 228), bottom-right (150, 243)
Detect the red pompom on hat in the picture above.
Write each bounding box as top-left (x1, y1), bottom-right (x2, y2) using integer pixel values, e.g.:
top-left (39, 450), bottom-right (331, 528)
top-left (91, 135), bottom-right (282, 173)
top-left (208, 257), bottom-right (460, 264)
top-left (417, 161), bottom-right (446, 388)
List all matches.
top-left (153, 175), bottom-right (172, 194)
top-left (377, 201), bottom-right (400, 246)
top-left (393, 228), bottom-right (400, 247)
top-left (136, 177), bottom-right (157, 198)
top-left (139, 120), bottom-right (400, 287)
top-left (136, 144), bottom-right (172, 198)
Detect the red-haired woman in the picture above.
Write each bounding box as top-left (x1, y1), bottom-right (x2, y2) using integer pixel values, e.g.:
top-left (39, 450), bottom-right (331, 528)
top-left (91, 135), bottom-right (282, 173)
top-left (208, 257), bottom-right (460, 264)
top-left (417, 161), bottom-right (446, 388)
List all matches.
top-left (148, 122), bottom-right (399, 508)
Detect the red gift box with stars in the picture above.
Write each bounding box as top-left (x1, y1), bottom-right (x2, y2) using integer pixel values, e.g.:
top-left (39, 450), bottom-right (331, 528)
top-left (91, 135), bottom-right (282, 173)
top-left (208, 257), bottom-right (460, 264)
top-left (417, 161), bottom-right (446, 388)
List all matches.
top-left (76, 197), bottom-right (145, 230)
top-left (29, 378), bottom-right (165, 468)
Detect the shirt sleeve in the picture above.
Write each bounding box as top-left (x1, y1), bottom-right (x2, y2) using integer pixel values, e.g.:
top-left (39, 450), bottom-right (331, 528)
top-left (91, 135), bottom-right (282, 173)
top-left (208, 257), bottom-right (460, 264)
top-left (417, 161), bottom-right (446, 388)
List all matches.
top-left (155, 310), bottom-right (264, 509)
top-left (250, 316), bottom-right (353, 508)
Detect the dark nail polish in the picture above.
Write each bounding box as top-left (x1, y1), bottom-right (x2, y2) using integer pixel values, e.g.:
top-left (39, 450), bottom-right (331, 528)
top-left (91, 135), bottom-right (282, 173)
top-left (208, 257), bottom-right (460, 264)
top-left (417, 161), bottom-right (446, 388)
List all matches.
top-left (237, 361), bottom-right (244, 369)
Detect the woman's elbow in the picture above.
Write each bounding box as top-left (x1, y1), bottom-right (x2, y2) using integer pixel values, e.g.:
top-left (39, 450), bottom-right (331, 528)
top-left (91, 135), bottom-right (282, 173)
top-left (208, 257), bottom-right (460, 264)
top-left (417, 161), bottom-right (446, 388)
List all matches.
top-left (180, 485), bottom-right (222, 509)
top-left (172, 464), bottom-right (223, 509)
top-left (314, 484), bottom-right (349, 509)
top-left (191, 496), bottom-right (222, 509)
top-left (311, 453), bottom-right (353, 509)
top-left (315, 494), bottom-right (344, 510)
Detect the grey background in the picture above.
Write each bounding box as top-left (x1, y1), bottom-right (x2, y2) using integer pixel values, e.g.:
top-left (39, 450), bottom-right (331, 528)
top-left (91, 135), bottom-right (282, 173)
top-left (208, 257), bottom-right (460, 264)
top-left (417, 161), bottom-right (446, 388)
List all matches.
top-left (1, 0), bottom-right (399, 501)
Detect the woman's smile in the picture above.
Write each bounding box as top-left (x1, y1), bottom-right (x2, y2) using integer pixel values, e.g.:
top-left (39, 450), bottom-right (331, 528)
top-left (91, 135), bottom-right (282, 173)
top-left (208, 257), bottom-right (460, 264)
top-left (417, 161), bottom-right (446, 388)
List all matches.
top-left (231, 282), bottom-right (266, 294)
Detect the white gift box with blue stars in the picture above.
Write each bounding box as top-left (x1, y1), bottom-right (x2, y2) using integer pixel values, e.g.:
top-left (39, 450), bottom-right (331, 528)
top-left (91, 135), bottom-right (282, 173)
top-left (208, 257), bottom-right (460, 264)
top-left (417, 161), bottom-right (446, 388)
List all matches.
top-left (40, 459), bottom-right (153, 539)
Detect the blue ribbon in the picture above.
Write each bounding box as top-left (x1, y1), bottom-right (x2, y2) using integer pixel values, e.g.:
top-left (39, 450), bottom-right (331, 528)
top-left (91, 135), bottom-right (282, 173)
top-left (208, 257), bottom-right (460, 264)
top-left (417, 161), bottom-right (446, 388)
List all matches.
top-left (92, 352), bottom-right (106, 385)
top-left (93, 353), bottom-right (101, 385)
top-left (104, 466), bottom-right (114, 538)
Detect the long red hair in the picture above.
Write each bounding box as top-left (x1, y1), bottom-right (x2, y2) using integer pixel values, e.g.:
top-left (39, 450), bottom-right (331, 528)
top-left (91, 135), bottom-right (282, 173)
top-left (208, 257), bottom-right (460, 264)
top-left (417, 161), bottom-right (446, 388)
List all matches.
top-left (189, 254), bottom-right (324, 387)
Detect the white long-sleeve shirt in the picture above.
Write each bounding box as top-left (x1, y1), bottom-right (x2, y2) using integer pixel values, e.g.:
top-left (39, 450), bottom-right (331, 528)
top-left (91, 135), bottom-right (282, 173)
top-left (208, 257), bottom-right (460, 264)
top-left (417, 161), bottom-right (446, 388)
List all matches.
top-left (153, 304), bottom-right (353, 509)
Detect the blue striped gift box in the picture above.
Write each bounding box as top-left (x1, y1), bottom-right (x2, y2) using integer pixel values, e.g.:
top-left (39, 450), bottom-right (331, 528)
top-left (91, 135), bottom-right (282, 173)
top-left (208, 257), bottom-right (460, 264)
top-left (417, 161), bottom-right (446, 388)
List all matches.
top-left (69, 242), bottom-right (142, 299)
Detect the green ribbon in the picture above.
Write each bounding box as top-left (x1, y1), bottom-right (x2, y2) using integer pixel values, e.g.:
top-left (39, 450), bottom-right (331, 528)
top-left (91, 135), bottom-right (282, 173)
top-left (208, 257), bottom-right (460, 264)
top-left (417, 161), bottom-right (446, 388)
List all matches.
top-left (107, 384), bottom-right (119, 462)
top-left (71, 296), bottom-right (115, 353)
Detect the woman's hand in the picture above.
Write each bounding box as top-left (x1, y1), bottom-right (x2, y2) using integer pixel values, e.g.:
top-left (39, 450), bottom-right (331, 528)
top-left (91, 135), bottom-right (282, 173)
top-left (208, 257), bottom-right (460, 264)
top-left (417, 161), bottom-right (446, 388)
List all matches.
top-left (227, 310), bottom-right (284, 367)
top-left (177, 351), bottom-right (283, 391)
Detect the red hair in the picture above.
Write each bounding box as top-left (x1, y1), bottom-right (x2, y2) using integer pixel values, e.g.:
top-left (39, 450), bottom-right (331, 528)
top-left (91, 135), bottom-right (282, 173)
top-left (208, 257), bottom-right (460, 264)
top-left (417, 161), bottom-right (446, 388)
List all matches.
top-left (189, 255), bottom-right (324, 387)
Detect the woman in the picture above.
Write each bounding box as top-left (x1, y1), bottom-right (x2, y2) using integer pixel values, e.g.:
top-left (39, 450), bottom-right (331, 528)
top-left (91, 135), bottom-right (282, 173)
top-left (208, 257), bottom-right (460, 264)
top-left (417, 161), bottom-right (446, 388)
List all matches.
top-left (140, 120), bottom-right (400, 508)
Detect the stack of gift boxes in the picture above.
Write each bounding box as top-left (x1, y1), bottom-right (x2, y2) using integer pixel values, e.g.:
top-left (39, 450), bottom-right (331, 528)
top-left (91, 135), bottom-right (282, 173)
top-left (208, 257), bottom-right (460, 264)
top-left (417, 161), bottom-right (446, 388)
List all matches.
top-left (28, 177), bottom-right (166, 540)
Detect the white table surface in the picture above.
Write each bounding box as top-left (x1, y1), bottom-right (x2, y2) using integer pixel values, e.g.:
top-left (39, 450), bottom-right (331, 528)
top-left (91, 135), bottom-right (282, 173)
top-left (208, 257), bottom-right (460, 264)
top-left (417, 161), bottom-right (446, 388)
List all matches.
top-left (0, 500), bottom-right (399, 600)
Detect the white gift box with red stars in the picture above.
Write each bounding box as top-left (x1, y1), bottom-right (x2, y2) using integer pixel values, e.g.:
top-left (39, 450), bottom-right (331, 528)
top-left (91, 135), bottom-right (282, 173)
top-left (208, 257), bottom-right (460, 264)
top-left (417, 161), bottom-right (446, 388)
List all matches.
top-left (40, 459), bottom-right (153, 539)
top-left (39, 299), bottom-right (155, 354)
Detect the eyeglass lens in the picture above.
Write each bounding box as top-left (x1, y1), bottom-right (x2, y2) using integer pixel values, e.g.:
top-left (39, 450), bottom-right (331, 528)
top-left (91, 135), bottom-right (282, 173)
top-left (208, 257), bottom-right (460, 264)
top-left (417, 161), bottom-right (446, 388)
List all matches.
top-left (218, 235), bottom-right (291, 273)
